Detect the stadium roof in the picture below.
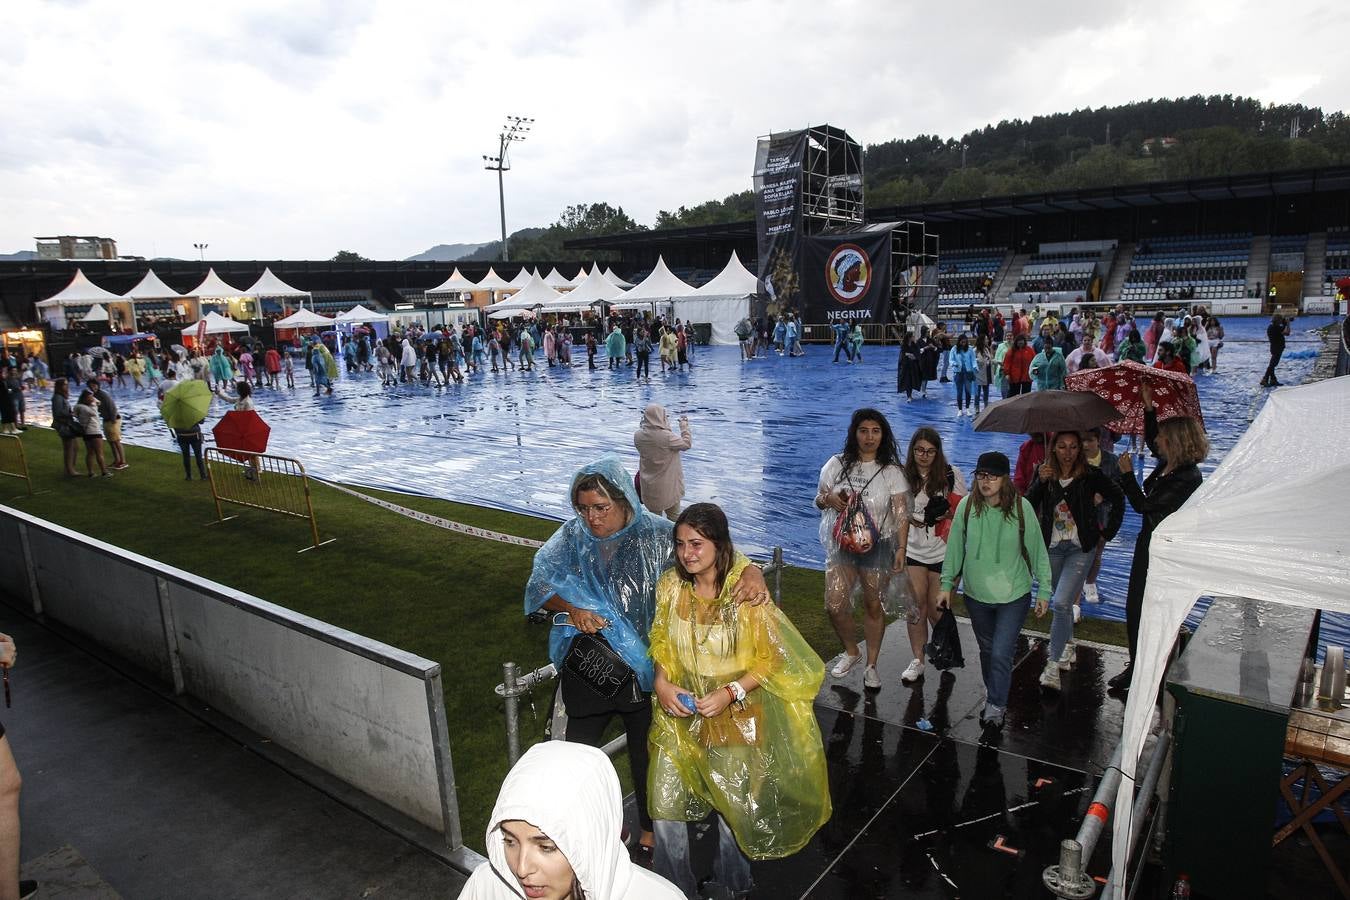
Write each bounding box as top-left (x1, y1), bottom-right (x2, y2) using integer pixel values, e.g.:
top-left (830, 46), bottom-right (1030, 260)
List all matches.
top-left (566, 165), bottom-right (1350, 249)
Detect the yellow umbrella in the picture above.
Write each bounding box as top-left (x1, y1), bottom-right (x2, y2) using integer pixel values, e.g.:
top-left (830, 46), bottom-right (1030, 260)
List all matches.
top-left (160, 379), bottom-right (212, 430)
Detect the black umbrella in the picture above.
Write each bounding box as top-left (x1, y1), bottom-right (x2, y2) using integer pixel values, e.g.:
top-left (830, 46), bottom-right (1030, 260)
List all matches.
top-left (972, 389), bottom-right (1122, 437)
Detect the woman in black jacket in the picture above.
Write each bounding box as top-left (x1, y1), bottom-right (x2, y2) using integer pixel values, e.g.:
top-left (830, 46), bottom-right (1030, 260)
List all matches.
top-left (1026, 431), bottom-right (1124, 690)
top-left (1109, 382), bottom-right (1207, 691)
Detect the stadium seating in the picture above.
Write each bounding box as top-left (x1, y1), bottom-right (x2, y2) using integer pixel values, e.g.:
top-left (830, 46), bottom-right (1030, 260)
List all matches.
top-left (1326, 226), bottom-right (1349, 286)
top-left (1120, 233), bottom-right (1250, 302)
top-left (938, 247), bottom-right (1006, 302)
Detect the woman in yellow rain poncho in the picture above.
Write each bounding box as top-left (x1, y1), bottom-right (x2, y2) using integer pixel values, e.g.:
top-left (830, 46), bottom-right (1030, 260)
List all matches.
top-left (648, 503), bottom-right (831, 898)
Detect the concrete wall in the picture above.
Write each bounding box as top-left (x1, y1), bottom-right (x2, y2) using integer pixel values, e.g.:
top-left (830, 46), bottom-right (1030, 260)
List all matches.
top-left (0, 505), bottom-right (463, 851)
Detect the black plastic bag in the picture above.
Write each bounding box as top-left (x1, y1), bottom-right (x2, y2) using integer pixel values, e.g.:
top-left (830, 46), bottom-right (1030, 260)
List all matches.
top-left (925, 608), bottom-right (965, 670)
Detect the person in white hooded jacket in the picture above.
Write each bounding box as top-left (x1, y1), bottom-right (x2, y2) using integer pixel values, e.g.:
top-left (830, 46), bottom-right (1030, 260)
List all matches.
top-left (459, 742), bottom-right (683, 900)
top-left (633, 404), bottom-right (692, 521)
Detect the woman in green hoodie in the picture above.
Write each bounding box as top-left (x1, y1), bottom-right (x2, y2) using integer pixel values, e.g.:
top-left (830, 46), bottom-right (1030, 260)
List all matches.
top-left (937, 451), bottom-right (1052, 729)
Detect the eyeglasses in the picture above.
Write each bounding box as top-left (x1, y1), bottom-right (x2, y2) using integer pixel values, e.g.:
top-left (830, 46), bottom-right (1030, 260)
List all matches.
top-left (912, 447), bottom-right (937, 456)
top-left (974, 472), bottom-right (1004, 482)
top-left (575, 503), bottom-right (614, 517)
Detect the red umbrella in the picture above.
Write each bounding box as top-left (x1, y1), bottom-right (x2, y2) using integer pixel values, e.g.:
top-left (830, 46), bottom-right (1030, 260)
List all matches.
top-left (1065, 360), bottom-right (1202, 435)
top-left (211, 410), bottom-right (271, 462)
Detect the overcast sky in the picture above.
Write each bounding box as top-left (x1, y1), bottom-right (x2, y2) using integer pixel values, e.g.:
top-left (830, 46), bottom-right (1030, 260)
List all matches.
top-left (2, 0), bottom-right (1345, 261)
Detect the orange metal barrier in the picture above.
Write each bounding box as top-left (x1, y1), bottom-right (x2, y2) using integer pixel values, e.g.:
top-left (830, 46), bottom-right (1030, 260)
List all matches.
top-left (205, 448), bottom-right (333, 552)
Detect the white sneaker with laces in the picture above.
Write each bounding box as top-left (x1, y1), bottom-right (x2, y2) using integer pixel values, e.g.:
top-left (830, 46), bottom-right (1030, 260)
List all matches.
top-left (831, 652), bottom-right (862, 678)
top-left (863, 664), bottom-right (881, 690)
top-left (1039, 660), bottom-right (1062, 690)
top-left (900, 658), bottom-right (924, 683)
top-left (1083, 583), bottom-right (1100, 604)
top-left (1058, 644), bottom-right (1075, 671)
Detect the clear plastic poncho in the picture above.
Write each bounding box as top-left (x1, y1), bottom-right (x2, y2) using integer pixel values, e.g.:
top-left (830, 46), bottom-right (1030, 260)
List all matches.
top-left (524, 455), bottom-right (674, 691)
top-left (647, 564), bottom-right (832, 860)
top-left (816, 455), bottom-right (912, 617)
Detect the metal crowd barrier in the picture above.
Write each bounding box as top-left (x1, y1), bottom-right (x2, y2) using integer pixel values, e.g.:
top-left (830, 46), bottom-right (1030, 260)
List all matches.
top-left (0, 434), bottom-right (33, 497)
top-left (496, 547), bottom-right (786, 767)
top-left (205, 448), bottom-right (334, 552)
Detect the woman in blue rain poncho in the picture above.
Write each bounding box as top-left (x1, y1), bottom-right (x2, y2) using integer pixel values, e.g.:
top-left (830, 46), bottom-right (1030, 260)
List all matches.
top-left (208, 345), bottom-right (234, 389)
top-left (648, 504), bottom-right (830, 898)
top-left (525, 456), bottom-right (768, 856)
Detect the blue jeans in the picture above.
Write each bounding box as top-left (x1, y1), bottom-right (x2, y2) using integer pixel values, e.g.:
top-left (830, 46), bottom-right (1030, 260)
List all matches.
top-left (1046, 541), bottom-right (1094, 661)
top-left (654, 816), bottom-right (752, 898)
top-left (953, 371), bottom-right (973, 409)
top-left (833, 337), bottom-right (854, 361)
top-left (939, 348), bottom-right (951, 378)
top-left (964, 594), bottom-right (1031, 708)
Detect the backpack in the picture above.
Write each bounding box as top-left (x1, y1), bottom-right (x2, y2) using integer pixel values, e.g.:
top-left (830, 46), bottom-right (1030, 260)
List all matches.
top-left (830, 459), bottom-right (887, 556)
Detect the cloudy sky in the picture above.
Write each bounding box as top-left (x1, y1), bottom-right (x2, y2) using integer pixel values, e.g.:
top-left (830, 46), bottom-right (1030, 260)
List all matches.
top-left (2, 0), bottom-right (1345, 260)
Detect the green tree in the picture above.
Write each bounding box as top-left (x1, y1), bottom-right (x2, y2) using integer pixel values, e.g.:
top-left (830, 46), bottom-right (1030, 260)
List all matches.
top-left (331, 250), bottom-right (369, 262)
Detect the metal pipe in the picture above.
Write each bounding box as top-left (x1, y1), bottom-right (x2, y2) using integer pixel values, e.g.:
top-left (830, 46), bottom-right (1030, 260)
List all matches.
top-left (1099, 731), bottom-right (1173, 900)
top-left (771, 546), bottom-right (784, 605)
top-left (1043, 839), bottom-right (1095, 900)
top-left (502, 661), bottom-right (521, 765)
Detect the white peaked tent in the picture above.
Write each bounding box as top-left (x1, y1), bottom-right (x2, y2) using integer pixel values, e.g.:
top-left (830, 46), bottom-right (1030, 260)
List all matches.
top-left (603, 267), bottom-right (634, 288)
top-left (566, 266), bottom-right (593, 288)
top-left (188, 268), bottom-right (251, 300)
top-left (35, 269), bottom-right (127, 327)
top-left (610, 257), bottom-right (694, 308)
top-left (538, 266), bottom-right (621, 313)
top-left (181, 311), bottom-right (251, 336)
top-left (542, 267), bottom-right (574, 290)
top-left (506, 267), bottom-right (535, 290)
top-left (82, 303), bottom-right (110, 323)
top-left (673, 251), bottom-right (760, 345)
top-left (122, 269), bottom-right (184, 301)
top-left (473, 267), bottom-right (512, 296)
top-left (272, 308), bottom-right (336, 329)
top-left (244, 267), bottom-right (311, 306)
top-left (425, 268), bottom-right (478, 298)
top-left (485, 273), bottom-right (562, 318)
top-left (334, 304), bottom-right (389, 323)
top-left (1109, 375), bottom-right (1350, 895)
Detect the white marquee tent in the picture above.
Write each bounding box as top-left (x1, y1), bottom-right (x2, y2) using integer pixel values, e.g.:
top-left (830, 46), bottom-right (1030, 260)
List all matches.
top-left (35, 269), bottom-right (126, 327)
top-left (566, 266), bottom-right (593, 288)
top-left (425, 268), bottom-right (478, 298)
top-left (609, 257), bottom-right (695, 310)
top-left (603, 267), bottom-right (634, 289)
top-left (82, 303), bottom-right (110, 323)
top-left (1109, 374), bottom-right (1350, 895)
top-left (506, 267), bottom-right (537, 290)
top-left (485, 273), bottom-right (562, 318)
top-left (537, 266), bottom-right (621, 314)
top-left (181, 311), bottom-right (251, 337)
top-left (122, 269), bottom-right (185, 302)
top-left (272, 308), bottom-right (336, 329)
top-left (334, 304), bottom-right (389, 323)
top-left (188, 269), bottom-right (251, 303)
top-left (244, 267), bottom-right (311, 306)
top-left (674, 251), bottom-right (759, 345)
top-left (542, 267), bottom-right (574, 290)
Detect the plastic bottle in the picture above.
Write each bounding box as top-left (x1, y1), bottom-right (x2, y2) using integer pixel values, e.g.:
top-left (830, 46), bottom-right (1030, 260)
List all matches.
top-left (1170, 873), bottom-right (1191, 899)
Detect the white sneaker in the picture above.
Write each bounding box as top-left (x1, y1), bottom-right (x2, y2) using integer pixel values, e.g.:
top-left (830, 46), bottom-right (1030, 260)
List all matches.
top-left (1073, 603), bottom-right (1082, 623)
top-left (1083, 583), bottom-right (1100, 604)
top-left (831, 652), bottom-right (862, 678)
top-left (863, 664), bottom-right (881, 690)
top-left (1058, 644), bottom-right (1075, 671)
top-left (1039, 660), bottom-right (1062, 691)
top-left (901, 658), bottom-right (924, 683)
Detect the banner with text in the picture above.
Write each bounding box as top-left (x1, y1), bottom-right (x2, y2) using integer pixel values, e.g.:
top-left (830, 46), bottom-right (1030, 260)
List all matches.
top-left (754, 130), bottom-right (808, 312)
top-left (801, 225), bottom-right (894, 324)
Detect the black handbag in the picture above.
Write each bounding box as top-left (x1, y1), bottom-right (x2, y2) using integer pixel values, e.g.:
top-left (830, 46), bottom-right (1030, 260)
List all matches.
top-left (925, 608), bottom-right (966, 671)
top-left (563, 632), bottom-right (639, 702)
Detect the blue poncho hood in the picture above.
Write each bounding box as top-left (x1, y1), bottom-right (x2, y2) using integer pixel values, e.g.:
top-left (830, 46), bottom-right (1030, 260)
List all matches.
top-left (524, 454), bottom-right (673, 689)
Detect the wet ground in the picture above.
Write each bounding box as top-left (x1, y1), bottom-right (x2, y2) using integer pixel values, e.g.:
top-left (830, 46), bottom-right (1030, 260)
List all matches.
top-left (61, 314), bottom-right (1339, 642)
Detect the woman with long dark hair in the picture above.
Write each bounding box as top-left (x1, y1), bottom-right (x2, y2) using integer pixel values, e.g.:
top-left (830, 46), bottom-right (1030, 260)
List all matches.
top-left (900, 427), bottom-right (966, 683)
top-left (896, 332), bottom-right (923, 401)
top-left (815, 409), bottom-right (909, 690)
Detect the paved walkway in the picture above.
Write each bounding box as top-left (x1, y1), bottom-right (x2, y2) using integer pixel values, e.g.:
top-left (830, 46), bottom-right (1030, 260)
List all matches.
top-left (4, 606), bottom-right (466, 899)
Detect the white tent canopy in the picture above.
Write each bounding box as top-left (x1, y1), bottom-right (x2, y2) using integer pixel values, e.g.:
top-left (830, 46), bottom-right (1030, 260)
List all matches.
top-left (272, 308), bottom-right (336, 329)
top-left (485, 273), bottom-right (562, 318)
top-left (82, 303), bottom-right (109, 323)
top-left (1110, 375), bottom-right (1350, 894)
top-left (473, 267), bottom-right (512, 291)
top-left (122, 269), bottom-right (183, 300)
top-left (542, 267), bottom-right (574, 290)
top-left (506, 267), bottom-right (536, 289)
top-left (35, 268), bottom-right (124, 308)
top-left (603, 267), bottom-right (634, 288)
top-left (692, 251), bottom-right (758, 298)
top-left (181, 311), bottom-right (251, 336)
top-left (425, 268), bottom-right (478, 296)
top-left (334, 304), bottom-right (389, 323)
top-left (188, 268), bottom-right (251, 299)
top-left (542, 266), bottom-right (622, 312)
top-left (566, 266), bottom-right (592, 288)
top-left (244, 267), bottom-right (310, 298)
top-left (609, 256), bottom-right (694, 308)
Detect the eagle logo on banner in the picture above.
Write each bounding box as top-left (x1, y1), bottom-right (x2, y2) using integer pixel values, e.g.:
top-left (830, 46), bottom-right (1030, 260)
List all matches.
top-left (826, 244), bottom-right (870, 303)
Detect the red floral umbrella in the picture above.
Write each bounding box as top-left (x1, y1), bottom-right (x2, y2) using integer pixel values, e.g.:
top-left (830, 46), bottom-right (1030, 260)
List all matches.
top-left (1335, 276), bottom-right (1350, 301)
top-left (211, 410), bottom-right (271, 462)
top-left (1065, 360), bottom-right (1202, 435)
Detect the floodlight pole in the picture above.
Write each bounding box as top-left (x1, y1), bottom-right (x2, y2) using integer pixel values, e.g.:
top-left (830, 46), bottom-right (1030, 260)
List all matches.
top-left (194, 242), bottom-right (208, 264)
top-left (483, 116), bottom-right (533, 263)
